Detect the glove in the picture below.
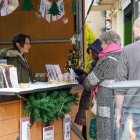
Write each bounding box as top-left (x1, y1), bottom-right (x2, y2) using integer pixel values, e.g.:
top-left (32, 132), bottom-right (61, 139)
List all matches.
top-left (74, 68), bottom-right (87, 76)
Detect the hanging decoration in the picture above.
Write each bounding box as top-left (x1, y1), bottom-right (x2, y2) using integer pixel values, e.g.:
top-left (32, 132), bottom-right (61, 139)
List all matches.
top-left (35, 10), bottom-right (42, 19)
top-left (0, 0), bottom-right (4, 11)
top-left (21, 0), bottom-right (35, 11)
top-left (0, 0), bottom-right (19, 16)
top-left (48, 0), bottom-right (60, 16)
top-left (40, 0), bottom-right (65, 22)
top-left (39, 0), bottom-right (46, 18)
top-left (70, 35), bottom-right (77, 45)
top-left (62, 16), bottom-right (68, 24)
top-left (35, 4), bottom-right (42, 19)
top-left (72, 0), bottom-right (76, 14)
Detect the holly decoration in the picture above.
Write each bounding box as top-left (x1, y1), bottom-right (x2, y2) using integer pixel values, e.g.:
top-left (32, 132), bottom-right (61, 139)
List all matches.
top-left (47, 0), bottom-right (60, 16)
top-left (64, 45), bottom-right (84, 72)
top-left (21, 0), bottom-right (35, 11)
top-left (23, 89), bottom-right (78, 124)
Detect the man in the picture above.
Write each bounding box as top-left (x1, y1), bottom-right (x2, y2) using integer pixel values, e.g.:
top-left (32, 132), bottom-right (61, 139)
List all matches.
top-left (116, 17), bottom-right (140, 139)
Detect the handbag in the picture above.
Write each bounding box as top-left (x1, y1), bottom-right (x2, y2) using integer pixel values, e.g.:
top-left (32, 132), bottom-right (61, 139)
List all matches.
top-left (91, 97), bottom-right (97, 115)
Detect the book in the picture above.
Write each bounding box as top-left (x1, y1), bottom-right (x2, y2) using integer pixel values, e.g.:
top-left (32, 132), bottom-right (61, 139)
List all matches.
top-left (2, 67), bottom-right (12, 88)
top-left (45, 64), bottom-right (63, 82)
top-left (1, 65), bottom-right (19, 88)
top-left (53, 65), bottom-right (63, 81)
top-left (9, 67), bottom-right (19, 88)
top-left (45, 64), bottom-right (56, 81)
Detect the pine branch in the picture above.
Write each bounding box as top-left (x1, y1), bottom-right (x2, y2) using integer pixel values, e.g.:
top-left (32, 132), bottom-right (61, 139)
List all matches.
top-left (23, 90), bottom-right (79, 124)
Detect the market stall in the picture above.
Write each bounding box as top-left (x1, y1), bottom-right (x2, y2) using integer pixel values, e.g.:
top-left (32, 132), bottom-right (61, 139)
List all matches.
top-left (0, 81), bottom-right (81, 140)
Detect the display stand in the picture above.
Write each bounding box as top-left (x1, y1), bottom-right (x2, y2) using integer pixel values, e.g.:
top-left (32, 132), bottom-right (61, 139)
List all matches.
top-left (0, 82), bottom-right (80, 140)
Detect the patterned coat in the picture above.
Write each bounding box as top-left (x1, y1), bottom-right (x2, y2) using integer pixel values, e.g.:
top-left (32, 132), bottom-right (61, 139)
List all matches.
top-left (83, 52), bottom-right (121, 140)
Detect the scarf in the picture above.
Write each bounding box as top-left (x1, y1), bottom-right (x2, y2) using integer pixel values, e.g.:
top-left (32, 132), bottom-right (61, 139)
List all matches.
top-left (99, 43), bottom-right (122, 59)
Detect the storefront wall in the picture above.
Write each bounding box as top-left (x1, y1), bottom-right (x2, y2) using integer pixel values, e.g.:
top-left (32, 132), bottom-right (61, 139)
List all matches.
top-left (0, 0), bottom-right (75, 74)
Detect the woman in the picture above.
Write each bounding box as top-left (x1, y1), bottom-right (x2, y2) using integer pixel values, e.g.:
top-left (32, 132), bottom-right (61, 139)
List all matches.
top-left (83, 30), bottom-right (122, 140)
top-left (0, 34), bottom-right (33, 83)
top-left (87, 39), bottom-right (103, 68)
top-left (74, 39), bottom-right (102, 140)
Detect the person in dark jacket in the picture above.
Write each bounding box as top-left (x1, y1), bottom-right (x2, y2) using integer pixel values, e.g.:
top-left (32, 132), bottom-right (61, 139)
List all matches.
top-left (0, 34), bottom-right (33, 83)
top-left (74, 39), bottom-right (102, 140)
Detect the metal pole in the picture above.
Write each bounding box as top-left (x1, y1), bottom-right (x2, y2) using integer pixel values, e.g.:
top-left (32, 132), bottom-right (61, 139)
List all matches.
top-left (110, 88), bottom-right (115, 140)
top-left (0, 39), bottom-right (71, 45)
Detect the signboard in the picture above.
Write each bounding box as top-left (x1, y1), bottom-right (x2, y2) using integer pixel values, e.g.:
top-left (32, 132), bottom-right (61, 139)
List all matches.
top-left (43, 126), bottom-right (54, 140)
top-left (20, 118), bottom-right (31, 140)
top-left (63, 114), bottom-right (71, 140)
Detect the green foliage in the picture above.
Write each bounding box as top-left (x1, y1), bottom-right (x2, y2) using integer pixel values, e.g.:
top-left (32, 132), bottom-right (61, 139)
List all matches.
top-left (64, 45), bottom-right (84, 72)
top-left (124, 18), bottom-right (133, 46)
top-left (85, 24), bottom-right (97, 72)
top-left (48, 0), bottom-right (60, 16)
top-left (23, 90), bottom-right (79, 124)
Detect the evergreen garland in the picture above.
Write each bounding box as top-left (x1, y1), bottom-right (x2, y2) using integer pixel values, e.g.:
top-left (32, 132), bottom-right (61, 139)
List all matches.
top-left (23, 89), bottom-right (79, 124)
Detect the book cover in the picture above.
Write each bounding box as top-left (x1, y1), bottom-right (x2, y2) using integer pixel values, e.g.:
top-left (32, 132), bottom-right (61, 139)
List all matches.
top-left (9, 67), bottom-right (19, 88)
top-left (2, 67), bottom-right (12, 88)
top-left (20, 117), bottom-right (31, 140)
top-left (63, 114), bottom-right (71, 140)
top-left (43, 125), bottom-right (54, 140)
top-left (0, 68), bottom-right (2, 88)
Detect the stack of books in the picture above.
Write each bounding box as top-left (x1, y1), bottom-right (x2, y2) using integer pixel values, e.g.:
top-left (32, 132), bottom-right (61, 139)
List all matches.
top-left (0, 65), bottom-right (19, 88)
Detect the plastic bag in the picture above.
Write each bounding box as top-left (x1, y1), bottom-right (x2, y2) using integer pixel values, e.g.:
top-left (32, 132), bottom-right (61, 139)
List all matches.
top-left (91, 98), bottom-right (97, 115)
top-left (89, 118), bottom-right (97, 139)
